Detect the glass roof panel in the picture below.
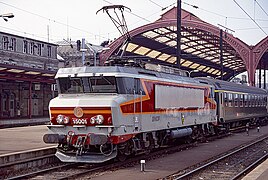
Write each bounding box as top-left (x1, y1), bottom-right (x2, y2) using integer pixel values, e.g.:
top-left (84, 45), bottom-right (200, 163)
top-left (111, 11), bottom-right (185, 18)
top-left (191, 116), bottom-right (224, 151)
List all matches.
top-left (206, 56), bottom-right (217, 60)
top-left (191, 51), bottom-right (201, 55)
top-left (197, 65), bottom-right (206, 71)
top-left (126, 43), bottom-right (139, 52)
top-left (211, 59), bottom-right (219, 62)
top-left (142, 31), bottom-right (159, 38)
top-left (166, 33), bottom-right (176, 39)
top-left (158, 53), bottom-right (171, 61)
top-left (181, 61), bottom-right (193, 67)
top-left (189, 63), bottom-right (200, 69)
top-left (155, 36), bottom-right (170, 43)
top-left (166, 40), bottom-right (176, 47)
top-left (166, 56), bottom-right (176, 63)
top-left (207, 68), bottom-right (215, 73)
top-left (181, 37), bottom-right (190, 43)
top-left (185, 48), bottom-right (196, 53)
top-left (181, 44), bottom-right (188, 50)
top-left (147, 50), bottom-right (161, 58)
top-left (211, 70), bottom-right (220, 75)
top-left (203, 67), bottom-right (211, 72)
top-left (158, 27), bottom-right (170, 33)
top-left (168, 26), bottom-right (177, 31)
top-left (134, 46), bottom-right (150, 55)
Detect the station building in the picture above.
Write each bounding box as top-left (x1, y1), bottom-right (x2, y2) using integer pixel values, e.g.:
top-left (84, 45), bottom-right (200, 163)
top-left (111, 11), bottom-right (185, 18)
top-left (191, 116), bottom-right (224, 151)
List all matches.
top-left (0, 31), bottom-right (62, 119)
top-left (57, 40), bottom-right (104, 67)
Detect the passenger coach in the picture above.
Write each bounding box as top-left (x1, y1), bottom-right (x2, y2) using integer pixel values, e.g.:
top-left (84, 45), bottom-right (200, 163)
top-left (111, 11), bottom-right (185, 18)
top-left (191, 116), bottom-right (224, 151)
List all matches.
top-left (197, 77), bottom-right (268, 128)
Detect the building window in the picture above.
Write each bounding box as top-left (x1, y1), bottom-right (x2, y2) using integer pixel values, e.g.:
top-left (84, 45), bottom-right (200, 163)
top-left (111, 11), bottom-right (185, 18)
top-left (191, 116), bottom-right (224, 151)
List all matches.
top-left (23, 40), bottom-right (28, 53)
top-left (47, 45), bottom-right (52, 57)
top-left (10, 38), bottom-right (16, 51)
top-left (2, 36), bottom-right (8, 50)
top-left (30, 42), bottom-right (35, 54)
top-left (37, 43), bottom-right (41, 56)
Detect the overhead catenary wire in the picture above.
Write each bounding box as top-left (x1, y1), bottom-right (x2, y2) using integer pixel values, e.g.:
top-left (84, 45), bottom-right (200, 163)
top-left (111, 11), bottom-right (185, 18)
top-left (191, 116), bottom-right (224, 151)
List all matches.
top-left (233, 0), bottom-right (267, 35)
top-left (255, 0), bottom-right (268, 17)
top-left (0, 1), bottom-right (108, 40)
top-left (103, 0), bottom-right (151, 22)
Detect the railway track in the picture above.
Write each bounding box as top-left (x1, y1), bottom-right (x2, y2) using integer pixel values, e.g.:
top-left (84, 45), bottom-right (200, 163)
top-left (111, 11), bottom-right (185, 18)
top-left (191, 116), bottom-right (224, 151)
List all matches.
top-left (7, 133), bottom-right (231, 179)
top-left (0, 147), bottom-right (60, 179)
top-left (8, 140), bottom-right (200, 179)
top-left (167, 135), bottom-right (268, 180)
top-left (4, 129), bottom-right (266, 179)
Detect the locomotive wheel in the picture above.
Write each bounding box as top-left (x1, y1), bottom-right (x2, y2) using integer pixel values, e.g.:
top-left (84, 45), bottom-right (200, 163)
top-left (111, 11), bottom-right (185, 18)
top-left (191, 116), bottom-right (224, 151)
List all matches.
top-left (117, 151), bottom-right (127, 162)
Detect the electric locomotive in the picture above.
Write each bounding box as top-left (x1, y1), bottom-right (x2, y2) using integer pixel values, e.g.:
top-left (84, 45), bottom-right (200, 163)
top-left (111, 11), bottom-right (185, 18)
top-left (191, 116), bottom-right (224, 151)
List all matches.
top-left (43, 65), bottom-right (217, 163)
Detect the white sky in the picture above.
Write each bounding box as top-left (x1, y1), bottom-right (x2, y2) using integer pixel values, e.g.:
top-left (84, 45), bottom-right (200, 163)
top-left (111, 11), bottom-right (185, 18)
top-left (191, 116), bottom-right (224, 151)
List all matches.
top-left (0, 0), bottom-right (267, 46)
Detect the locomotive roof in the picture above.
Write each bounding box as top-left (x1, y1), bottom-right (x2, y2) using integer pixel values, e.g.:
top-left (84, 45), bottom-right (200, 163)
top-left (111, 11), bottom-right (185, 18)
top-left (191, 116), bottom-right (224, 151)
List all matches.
top-left (55, 66), bottom-right (203, 85)
top-left (196, 77), bottom-right (267, 95)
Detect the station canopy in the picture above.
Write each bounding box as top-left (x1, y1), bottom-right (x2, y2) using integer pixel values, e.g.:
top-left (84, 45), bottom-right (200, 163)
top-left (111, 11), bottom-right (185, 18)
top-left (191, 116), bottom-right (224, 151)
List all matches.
top-left (102, 8), bottom-right (247, 80)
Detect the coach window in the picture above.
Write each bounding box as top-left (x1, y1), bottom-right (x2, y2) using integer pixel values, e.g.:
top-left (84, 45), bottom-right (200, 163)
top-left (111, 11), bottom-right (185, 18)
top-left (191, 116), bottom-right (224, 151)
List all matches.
top-left (251, 95), bottom-right (254, 107)
top-left (2, 36), bottom-right (8, 50)
top-left (248, 95), bottom-right (252, 107)
top-left (244, 94), bottom-right (248, 107)
top-left (264, 96), bottom-right (267, 106)
top-left (228, 93), bottom-right (233, 107)
top-left (224, 92), bottom-right (228, 106)
top-left (10, 38), bottom-right (16, 51)
top-left (234, 94), bottom-right (238, 107)
top-left (250, 95), bottom-right (253, 107)
top-left (254, 95), bottom-right (257, 107)
top-left (249, 95), bottom-right (252, 107)
top-left (240, 94), bottom-right (244, 107)
top-left (23, 40), bottom-right (28, 53)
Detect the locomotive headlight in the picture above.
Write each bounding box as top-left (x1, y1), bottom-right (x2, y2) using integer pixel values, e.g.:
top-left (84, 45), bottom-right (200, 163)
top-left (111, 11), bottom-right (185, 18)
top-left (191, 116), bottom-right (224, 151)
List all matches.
top-left (56, 115), bottom-right (64, 124)
top-left (90, 117), bottom-right (95, 124)
top-left (63, 116), bottom-right (70, 124)
top-left (95, 115), bottom-right (104, 124)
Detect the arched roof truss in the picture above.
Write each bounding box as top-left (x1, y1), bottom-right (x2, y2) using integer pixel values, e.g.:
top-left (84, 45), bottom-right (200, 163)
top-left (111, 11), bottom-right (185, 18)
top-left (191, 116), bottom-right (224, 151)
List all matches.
top-left (100, 8), bottom-right (250, 80)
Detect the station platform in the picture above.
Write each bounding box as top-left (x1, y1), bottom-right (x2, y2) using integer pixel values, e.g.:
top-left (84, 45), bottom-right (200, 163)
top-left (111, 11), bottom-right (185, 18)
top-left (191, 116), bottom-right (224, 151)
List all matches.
top-left (0, 117), bottom-right (49, 129)
top-left (242, 159), bottom-right (268, 180)
top-left (0, 125), bottom-right (53, 155)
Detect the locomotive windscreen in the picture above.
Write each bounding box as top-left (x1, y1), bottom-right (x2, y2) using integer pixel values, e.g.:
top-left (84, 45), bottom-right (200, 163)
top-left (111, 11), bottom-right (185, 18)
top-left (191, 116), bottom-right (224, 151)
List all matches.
top-left (57, 76), bottom-right (117, 94)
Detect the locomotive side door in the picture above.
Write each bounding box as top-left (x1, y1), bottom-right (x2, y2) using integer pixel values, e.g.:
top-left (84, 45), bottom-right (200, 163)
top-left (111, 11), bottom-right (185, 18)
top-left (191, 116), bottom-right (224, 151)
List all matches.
top-left (133, 78), bottom-right (143, 131)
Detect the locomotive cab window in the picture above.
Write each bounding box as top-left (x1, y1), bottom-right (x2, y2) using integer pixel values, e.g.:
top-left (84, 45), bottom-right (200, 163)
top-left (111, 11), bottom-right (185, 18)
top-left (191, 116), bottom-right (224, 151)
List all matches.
top-left (58, 77), bottom-right (83, 93)
top-left (57, 76), bottom-right (146, 94)
top-left (57, 76), bottom-right (117, 94)
top-left (116, 77), bottom-right (145, 95)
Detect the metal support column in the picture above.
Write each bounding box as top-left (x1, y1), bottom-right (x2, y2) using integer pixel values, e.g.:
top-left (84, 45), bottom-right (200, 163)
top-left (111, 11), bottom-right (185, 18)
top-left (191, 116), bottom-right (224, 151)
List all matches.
top-left (264, 61), bottom-right (266, 89)
top-left (81, 38), bottom-right (85, 65)
top-left (220, 29), bottom-right (223, 80)
top-left (29, 81), bottom-right (32, 119)
top-left (259, 61), bottom-right (262, 88)
top-left (176, 0), bottom-right (181, 68)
